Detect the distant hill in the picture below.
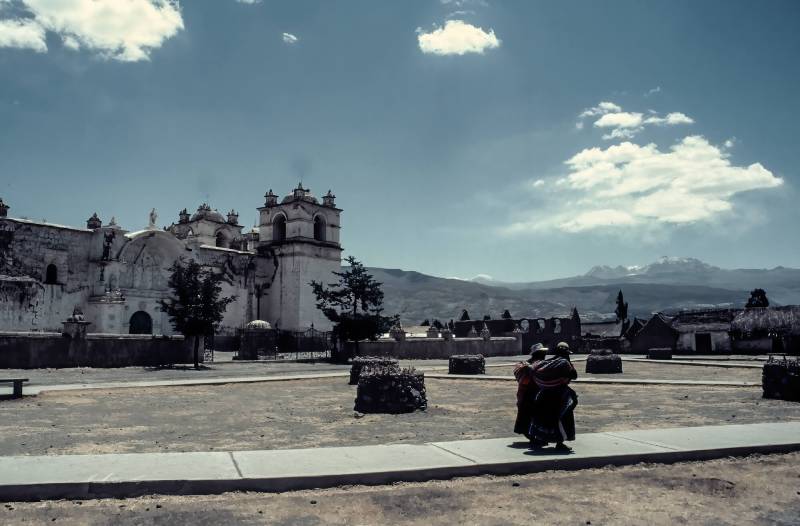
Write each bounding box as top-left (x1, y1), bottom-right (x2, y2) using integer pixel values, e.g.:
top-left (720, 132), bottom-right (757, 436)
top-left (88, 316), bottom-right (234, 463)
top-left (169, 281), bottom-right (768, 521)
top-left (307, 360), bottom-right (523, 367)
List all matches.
top-left (365, 257), bottom-right (800, 325)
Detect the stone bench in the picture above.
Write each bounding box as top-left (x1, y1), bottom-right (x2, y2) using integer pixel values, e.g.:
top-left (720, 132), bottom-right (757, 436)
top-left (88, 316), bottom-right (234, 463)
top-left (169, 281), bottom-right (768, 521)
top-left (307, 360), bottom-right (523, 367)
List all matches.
top-left (0, 378), bottom-right (29, 398)
top-left (448, 354), bottom-right (485, 375)
top-left (647, 348), bottom-right (673, 360)
top-left (585, 350), bottom-right (622, 374)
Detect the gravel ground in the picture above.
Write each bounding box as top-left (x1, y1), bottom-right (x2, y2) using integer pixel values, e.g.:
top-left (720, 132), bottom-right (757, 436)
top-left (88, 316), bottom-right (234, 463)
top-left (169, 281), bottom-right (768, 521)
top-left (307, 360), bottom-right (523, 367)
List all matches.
top-left (2, 452), bottom-right (799, 525)
top-left (0, 375), bottom-right (797, 456)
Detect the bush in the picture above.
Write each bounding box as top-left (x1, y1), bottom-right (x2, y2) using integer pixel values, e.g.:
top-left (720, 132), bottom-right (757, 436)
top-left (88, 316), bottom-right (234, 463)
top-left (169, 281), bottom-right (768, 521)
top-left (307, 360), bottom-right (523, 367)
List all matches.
top-left (354, 367), bottom-right (427, 414)
top-left (448, 354), bottom-right (486, 375)
top-left (349, 356), bottom-right (399, 385)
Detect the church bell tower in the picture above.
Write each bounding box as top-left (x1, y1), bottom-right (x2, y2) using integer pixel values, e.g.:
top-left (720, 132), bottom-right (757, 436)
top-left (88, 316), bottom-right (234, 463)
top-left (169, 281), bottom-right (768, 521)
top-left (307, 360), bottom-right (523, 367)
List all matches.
top-left (256, 183), bottom-right (342, 330)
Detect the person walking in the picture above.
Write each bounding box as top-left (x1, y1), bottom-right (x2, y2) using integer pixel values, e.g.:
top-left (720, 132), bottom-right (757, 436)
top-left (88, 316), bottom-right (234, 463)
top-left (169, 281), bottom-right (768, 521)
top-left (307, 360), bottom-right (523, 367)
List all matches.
top-left (513, 343), bottom-right (548, 437)
top-left (528, 341), bottom-right (578, 452)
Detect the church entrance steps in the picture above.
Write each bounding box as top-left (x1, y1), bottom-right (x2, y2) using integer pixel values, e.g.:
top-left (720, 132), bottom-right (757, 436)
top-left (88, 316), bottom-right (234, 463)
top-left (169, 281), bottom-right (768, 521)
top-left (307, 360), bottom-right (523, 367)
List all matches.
top-left (1, 422), bottom-right (798, 502)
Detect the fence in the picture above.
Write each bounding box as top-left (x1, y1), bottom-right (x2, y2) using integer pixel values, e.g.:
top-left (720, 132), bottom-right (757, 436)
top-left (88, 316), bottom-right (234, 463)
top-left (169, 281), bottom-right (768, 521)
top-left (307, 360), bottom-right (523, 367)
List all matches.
top-left (235, 327), bottom-right (332, 361)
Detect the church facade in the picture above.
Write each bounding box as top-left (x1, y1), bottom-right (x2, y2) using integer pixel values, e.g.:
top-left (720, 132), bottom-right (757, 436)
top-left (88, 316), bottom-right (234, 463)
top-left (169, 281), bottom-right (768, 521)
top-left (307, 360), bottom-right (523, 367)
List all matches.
top-left (0, 184), bottom-right (342, 335)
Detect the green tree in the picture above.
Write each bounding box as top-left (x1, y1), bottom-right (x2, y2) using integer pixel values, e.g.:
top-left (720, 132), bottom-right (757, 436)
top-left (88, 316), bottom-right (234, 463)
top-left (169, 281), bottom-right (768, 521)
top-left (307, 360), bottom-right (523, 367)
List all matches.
top-left (501, 309), bottom-right (513, 319)
top-left (310, 256), bottom-right (395, 359)
top-left (159, 259), bottom-right (236, 369)
top-left (746, 288), bottom-right (770, 309)
top-left (615, 290), bottom-right (628, 322)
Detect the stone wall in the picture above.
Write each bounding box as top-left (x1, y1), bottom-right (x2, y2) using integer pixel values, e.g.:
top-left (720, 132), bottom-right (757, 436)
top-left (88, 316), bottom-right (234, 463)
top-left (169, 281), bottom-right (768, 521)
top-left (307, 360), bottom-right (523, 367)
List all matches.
top-left (345, 336), bottom-right (522, 360)
top-left (0, 331), bottom-right (192, 369)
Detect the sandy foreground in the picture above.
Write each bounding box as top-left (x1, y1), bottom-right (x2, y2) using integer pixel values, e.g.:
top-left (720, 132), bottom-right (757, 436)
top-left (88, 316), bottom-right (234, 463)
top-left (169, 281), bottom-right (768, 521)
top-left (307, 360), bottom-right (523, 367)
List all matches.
top-left (1, 452), bottom-right (798, 525)
top-left (0, 372), bottom-right (798, 456)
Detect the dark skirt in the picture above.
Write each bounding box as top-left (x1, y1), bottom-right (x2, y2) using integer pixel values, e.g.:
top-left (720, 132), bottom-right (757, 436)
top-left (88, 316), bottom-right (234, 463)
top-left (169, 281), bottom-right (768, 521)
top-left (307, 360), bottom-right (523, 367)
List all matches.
top-left (513, 387), bottom-right (538, 437)
top-left (529, 385), bottom-right (578, 443)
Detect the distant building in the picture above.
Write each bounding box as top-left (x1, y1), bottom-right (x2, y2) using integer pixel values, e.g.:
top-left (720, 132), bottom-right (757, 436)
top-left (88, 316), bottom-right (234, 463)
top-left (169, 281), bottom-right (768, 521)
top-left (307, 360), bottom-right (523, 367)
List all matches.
top-left (671, 309), bottom-right (738, 353)
top-left (0, 184), bottom-right (342, 335)
top-left (629, 313), bottom-right (677, 353)
top-left (731, 306), bottom-right (800, 354)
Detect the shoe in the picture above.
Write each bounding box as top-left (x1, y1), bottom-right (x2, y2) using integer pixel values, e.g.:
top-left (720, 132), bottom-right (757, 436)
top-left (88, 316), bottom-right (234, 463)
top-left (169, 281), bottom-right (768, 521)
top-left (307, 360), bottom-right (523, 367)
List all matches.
top-left (554, 443), bottom-right (573, 453)
top-left (529, 440), bottom-right (546, 450)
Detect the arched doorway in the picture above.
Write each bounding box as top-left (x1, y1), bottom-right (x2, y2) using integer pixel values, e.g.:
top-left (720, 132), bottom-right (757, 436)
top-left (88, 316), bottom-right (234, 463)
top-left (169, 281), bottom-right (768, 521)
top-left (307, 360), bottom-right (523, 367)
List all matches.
top-left (313, 215), bottom-right (326, 241)
top-left (273, 215), bottom-right (286, 241)
top-left (129, 311), bottom-right (153, 335)
top-left (44, 264), bottom-right (58, 284)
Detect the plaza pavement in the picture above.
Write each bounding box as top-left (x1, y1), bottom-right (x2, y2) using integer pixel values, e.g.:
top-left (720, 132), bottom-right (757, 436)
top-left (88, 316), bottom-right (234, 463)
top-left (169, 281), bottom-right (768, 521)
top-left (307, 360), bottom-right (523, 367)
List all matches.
top-left (1, 421), bottom-right (797, 501)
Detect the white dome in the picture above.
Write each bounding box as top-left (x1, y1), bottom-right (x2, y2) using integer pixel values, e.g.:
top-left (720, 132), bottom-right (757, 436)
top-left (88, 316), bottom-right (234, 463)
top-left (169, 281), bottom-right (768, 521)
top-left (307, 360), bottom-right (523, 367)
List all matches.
top-left (245, 320), bottom-right (272, 330)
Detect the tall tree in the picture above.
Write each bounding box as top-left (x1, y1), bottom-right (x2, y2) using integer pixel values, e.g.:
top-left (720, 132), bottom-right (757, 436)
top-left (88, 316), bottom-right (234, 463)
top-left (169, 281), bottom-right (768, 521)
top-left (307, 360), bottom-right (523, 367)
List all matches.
top-left (310, 256), bottom-right (395, 359)
top-left (501, 309), bottom-right (512, 319)
top-left (159, 259), bottom-right (235, 369)
top-left (459, 309), bottom-right (470, 321)
top-left (746, 288), bottom-right (770, 309)
top-left (615, 290), bottom-right (628, 322)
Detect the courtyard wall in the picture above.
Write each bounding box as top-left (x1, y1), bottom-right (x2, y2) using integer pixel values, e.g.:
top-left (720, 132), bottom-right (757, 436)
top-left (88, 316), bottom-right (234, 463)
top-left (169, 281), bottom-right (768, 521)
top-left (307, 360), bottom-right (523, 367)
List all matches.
top-left (0, 331), bottom-right (192, 369)
top-left (345, 336), bottom-right (522, 360)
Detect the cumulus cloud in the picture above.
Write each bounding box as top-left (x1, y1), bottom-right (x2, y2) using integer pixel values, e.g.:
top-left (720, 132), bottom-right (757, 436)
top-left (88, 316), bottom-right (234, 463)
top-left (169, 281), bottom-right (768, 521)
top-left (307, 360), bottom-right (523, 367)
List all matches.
top-left (0, 0), bottom-right (183, 61)
top-left (505, 136), bottom-right (783, 234)
top-left (578, 101), bottom-right (694, 141)
top-left (282, 32), bottom-right (298, 45)
top-left (417, 19), bottom-right (500, 56)
top-left (0, 18), bottom-right (46, 52)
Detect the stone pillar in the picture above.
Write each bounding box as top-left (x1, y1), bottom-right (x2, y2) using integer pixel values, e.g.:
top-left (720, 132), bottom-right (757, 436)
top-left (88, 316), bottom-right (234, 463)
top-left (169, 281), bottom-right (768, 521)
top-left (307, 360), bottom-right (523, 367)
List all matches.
top-left (62, 308), bottom-right (91, 339)
top-left (426, 325), bottom-right (439, 339)
top-left (390, 323), bottom-right (406, 342)
top-left (480, 322), bottom-right (492, 341)
top-left (441, 327), bottom-right (453, 341)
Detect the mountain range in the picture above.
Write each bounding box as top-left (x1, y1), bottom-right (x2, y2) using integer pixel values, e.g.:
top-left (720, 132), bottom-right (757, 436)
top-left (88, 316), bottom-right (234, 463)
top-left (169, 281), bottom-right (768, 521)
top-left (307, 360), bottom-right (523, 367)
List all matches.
top-left (367, 257), bottom-right (800, 325)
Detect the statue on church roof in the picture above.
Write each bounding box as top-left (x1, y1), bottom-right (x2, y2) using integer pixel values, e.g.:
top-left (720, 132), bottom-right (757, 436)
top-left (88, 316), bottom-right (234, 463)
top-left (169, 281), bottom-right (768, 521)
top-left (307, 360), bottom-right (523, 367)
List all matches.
top-left (148, 208), bottom-right (158, 230)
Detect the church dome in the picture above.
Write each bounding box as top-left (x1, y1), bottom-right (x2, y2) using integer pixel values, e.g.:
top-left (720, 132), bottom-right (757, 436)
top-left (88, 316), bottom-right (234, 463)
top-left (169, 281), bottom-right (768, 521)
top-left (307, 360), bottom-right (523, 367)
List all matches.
top-left (281, 183), bottom-right (319, 204)
top-left (191, 203), bottom-right (226, 223)
top-left (245, 320), bottom-right (272, 330)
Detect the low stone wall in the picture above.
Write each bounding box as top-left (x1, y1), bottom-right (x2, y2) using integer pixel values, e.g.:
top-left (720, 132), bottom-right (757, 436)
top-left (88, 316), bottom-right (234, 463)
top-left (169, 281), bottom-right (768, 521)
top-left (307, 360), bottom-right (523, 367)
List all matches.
top-left (647, 348), bottom-right (673, 360)
top-left (585, 351), bottom-right (622, 374)
top-left (0, 331), bottom-right (193, 369)
top-left (762, 357), bottom-right (799, 402)
top-left (345, 336), bottom-right (521, 360)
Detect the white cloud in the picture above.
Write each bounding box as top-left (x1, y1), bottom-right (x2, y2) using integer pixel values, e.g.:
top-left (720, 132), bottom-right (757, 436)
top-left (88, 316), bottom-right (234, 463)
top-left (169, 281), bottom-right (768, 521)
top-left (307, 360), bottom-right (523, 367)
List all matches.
top-left (0, 18), bottom-right (46, 52)
top-left (645, 86), bottom-right (662, 96)
top-left (417, 19), bottom-right (500, 56)
top-left (282, 32), bottom-right (298, 44)
top-left (505, 136), bottom-right (783, 234)
top-left (235, 0), bottom-right (261, 3)
top-left (579, 101), bottom-right (622, 118)
top-left (0, 0), bottom-right (183, 61)
top-left (532, 179), bottom-right (545, 188)
top-left (579, 101), bottom-right (694, 141)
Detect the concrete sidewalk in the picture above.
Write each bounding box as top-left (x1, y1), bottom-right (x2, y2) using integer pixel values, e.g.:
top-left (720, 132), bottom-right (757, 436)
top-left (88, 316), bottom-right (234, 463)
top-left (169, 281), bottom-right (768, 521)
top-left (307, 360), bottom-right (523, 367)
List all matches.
top-left (1, 422), bottom-right (797, 502)
top-left (427, 373), bottom-right (760, 387)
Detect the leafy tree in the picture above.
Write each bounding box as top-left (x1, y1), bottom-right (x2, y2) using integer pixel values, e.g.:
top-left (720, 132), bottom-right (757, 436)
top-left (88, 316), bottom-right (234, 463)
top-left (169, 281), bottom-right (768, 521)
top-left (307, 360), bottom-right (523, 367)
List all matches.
top-left (310, 256), bottom-right (395, 359)
top-left (420, 319), bottom-right (430, 326)
top-left (159, 259), bottom-right (236, 369)
top-left (615, 290), bottom-right (628, 322)
top-left (746, 288), bottom-right (770, 309)
top-left (459, 309), bottom-right (470, 321)
top-left (432, 319), bottom-right (443, 330)
top-left (501, 309), bottom-right (512, 319)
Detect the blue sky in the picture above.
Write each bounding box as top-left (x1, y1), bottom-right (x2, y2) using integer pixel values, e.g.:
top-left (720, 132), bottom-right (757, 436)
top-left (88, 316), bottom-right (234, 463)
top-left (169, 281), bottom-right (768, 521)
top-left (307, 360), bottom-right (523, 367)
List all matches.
top-left (1, 0), bottom-right (798, 281)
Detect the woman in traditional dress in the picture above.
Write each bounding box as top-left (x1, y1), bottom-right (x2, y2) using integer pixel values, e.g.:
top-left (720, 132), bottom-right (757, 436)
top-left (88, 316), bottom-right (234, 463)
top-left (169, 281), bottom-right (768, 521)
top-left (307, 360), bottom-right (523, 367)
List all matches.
top-left (513, 343), bottom-right (548, 437)
top-left (528, 341), bottom-right (578, 452)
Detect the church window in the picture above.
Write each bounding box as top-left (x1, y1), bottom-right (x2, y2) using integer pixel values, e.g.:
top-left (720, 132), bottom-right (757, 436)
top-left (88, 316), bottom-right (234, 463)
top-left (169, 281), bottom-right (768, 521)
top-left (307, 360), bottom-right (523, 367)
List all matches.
top-left (44, 264), bottom-right (58, 284)
top-left (215, 232), bottom-right (227, 248)
top-left (314, 215), bottom-right (326, 241)
top-left (273, 215), bottom-right (286, 242)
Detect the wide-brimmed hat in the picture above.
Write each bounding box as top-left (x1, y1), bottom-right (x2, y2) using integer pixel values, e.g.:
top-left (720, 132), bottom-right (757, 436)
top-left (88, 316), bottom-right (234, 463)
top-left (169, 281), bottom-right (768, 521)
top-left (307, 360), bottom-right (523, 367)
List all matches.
top-left (554, 341), bottom-right (572, 355)
top-left (530, 343), bottom-right (549, 354)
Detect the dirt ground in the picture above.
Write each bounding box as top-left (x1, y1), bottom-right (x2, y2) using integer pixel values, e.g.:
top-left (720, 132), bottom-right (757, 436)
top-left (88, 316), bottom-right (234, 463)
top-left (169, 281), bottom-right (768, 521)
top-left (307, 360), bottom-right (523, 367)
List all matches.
top-left (1, 374), bottom-right (797, 456)
top-left (492, 360), bottom-right (762, 382)
top-left (2, 452), bottom-right (799, 525)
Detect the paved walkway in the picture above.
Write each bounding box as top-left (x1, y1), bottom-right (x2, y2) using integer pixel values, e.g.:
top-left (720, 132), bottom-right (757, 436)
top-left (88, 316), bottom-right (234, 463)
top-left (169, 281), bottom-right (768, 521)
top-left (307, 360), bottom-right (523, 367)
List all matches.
top-left (1, 422), bottom-right (797, 501)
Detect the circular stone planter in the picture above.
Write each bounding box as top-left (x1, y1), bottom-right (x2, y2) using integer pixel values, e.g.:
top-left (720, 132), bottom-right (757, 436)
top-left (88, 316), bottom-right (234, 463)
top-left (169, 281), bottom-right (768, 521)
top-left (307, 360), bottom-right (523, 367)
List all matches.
top-left (354, 368), bottom-right (427, 414)
top-left (647, 348), bottom-right (673, 360)
top-left (349, 357), bottom-right (400, 385)
top-left (762, 357), bottom-right (800, 402)
top-left (585, 351), bottom-right (623, 374)
top-left (448, 354), bottom-right (485, 375)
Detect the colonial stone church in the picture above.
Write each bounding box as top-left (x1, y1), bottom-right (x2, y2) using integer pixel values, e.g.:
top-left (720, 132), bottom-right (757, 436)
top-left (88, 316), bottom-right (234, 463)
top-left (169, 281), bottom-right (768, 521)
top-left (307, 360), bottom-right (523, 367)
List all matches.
top-left (0, 184), bottom-right (342, 335)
